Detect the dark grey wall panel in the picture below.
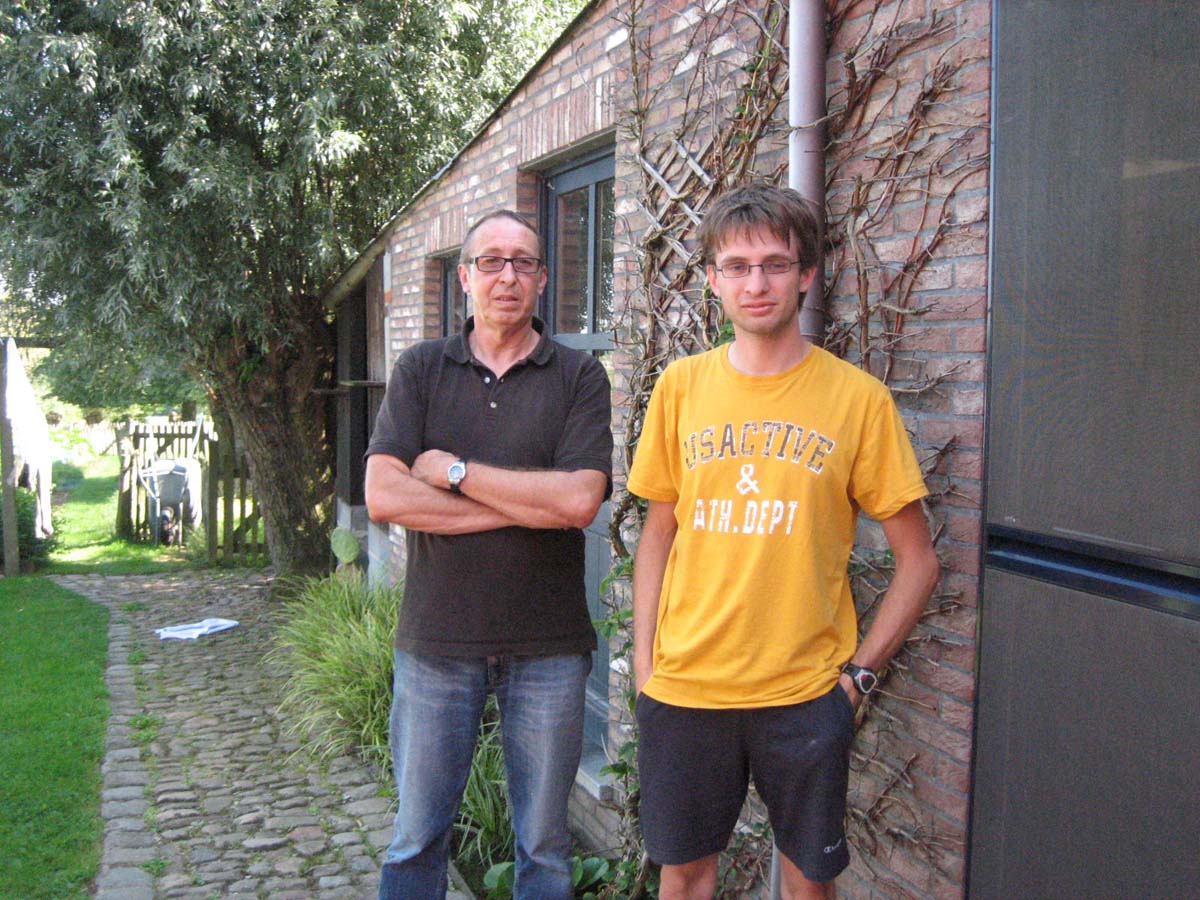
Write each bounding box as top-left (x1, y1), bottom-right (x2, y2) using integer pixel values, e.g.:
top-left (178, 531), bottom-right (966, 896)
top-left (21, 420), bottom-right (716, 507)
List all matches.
top-left (986, 1), bottom-right (1200, 569)
top-left (969, 568), bottom-right (1200, 899)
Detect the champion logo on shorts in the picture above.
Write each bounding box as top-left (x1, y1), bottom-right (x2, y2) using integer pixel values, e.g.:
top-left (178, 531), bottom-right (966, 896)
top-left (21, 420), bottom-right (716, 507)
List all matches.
top-left (823, 837), bottom-right (845, 854)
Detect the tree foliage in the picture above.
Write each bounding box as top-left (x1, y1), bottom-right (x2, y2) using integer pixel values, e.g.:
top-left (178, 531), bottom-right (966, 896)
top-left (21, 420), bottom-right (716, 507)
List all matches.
top-left (0, 0), bottom-right (586, 572)
top-left (33, 331), bottom-right (205, 414)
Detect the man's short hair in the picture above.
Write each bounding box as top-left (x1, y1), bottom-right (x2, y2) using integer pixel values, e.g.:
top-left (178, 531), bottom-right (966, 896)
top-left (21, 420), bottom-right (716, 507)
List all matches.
top-left (698, 183), bottom-right (822, 271)
top-left (460, 209), bottom-right (545, 265)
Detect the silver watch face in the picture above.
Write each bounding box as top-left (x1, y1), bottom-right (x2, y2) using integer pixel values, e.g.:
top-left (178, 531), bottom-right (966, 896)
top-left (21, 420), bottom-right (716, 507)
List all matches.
top-left (856, 670), bottom-right (878, 694)
top-left (448, 461), bottom-right (466, 484)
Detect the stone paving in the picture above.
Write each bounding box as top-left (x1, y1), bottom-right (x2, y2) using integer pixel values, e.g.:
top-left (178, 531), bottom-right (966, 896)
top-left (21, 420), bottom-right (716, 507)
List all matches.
top-left (55, 571), bottom-right (473, 900)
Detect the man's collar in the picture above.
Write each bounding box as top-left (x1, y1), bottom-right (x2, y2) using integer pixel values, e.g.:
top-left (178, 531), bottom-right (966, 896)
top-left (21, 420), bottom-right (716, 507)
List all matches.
top-left (446, 316), bottom-right (554, 366)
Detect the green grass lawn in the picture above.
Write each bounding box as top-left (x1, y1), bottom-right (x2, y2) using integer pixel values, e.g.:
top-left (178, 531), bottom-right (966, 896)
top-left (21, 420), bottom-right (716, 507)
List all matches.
top-left (46, 453), bottom-right (203, 575)
top-left (0, 577), bottom-right (109, 900)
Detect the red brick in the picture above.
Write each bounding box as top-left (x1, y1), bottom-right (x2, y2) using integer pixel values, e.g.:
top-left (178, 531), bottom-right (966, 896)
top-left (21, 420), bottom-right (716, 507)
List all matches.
top-left (939, 572), bottom-right (979, 607)
top-left (898, 326), bottom-right (955, 352)
top-left (920, 292), bottom-right (986, 321)
top-left (940, 479), bottom-right (982, 509)
top-left (931, 754), bottom-right (973, 795)
top-left (943, 509), bottom-right (982, 545)
top-left (939, 641), bottom-right (976, 673)
top-left (941, 227), bottom-right (989, 257)
top-left (881, 842), bottom-right (940, 897)
top-left (952, 324), bottom-right (986, 352)
top-left (955, 61), bottom-right (991, 96)
top-left (920, 417), bottom-right (984, 449)
top-left (934, 873), bottom-right (967, 900)
top-left (951, 387), bottom-right (985, 416)
top-left (912, 771), bottom-right (969, 823)
top-left (906, 711), bottom-right (973, 763)
top-left (940, 693), bottom-right (975, 733)
top-left (958, 0), bottom-right (993, 35)
top-left (947, 448), bottom-right (982, 479)
top-left (953, 258), bottom-right (989, 289)
top-left (911, 658), bottom-right (976, 702)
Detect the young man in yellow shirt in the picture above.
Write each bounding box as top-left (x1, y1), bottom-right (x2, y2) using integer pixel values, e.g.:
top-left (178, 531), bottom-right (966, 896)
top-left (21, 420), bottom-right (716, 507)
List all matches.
top-left (627, 183), bottom-right (940, 900)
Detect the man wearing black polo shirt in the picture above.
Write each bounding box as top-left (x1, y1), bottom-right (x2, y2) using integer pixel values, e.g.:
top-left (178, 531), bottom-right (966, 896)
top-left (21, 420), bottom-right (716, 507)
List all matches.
top-left (365, 209), bottom-right (613, 900)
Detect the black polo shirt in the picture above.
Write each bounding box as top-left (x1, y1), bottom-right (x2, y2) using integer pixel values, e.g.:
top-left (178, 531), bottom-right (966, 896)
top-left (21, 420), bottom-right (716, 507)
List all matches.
top-left (366, 317), bottom-right (613, 657)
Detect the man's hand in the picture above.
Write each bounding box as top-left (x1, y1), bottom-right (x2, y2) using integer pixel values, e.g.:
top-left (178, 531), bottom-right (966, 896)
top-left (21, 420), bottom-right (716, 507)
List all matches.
top-left (410, 449), bottom-right (457, 490)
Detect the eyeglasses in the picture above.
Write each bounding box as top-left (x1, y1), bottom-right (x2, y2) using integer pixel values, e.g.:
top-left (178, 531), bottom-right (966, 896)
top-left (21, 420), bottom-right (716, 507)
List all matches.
top-left (713, 259), bottom-right (801, 279)
top-left (473, 255), bottom-right (543, 274)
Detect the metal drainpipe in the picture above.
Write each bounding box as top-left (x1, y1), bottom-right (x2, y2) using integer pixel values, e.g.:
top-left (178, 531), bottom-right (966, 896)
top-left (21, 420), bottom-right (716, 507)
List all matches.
top-left (771, 2), bottom-right (827, 898)
top-left (789, 0), bottom-right (827, 344)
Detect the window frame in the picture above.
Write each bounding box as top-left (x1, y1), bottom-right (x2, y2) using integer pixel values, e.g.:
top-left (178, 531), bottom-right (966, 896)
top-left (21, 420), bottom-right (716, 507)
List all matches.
top-left (541, 149), bottom-right (617, 765)
top-left (541, 150), bottom-right (616, 353)
top-left (440, 250), bottom-right (469, 338)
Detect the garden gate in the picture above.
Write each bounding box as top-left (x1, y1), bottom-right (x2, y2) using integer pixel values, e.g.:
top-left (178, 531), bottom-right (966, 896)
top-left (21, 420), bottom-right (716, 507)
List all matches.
top-left (115, 418), bottom-right (266, 565)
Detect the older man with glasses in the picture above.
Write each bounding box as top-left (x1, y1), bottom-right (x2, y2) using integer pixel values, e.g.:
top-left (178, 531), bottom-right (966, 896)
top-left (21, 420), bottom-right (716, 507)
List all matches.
top-left (365, 209), bottom-right (613, 900)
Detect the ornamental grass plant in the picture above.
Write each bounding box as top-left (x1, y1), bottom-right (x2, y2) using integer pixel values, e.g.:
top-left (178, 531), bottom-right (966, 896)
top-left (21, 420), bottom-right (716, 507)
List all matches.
top-left (269, 569), bottom-right (522, 891)
top-left (269, 571), bottom-right (403, 767)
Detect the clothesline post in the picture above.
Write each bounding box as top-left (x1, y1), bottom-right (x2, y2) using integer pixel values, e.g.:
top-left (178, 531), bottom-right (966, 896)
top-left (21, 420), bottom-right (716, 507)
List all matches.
top-left (1, 342), bottom-right (20, 576)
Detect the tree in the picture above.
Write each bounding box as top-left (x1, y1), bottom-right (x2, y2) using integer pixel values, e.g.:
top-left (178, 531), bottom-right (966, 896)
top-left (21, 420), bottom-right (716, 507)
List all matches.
top-left (0, 0), bottom-right (586, 573)
top-left (34, 332), bottom-right (206, 415)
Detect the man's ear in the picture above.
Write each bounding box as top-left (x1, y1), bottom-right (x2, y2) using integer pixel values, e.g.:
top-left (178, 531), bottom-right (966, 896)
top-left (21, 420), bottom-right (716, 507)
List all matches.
top-left (798, 265), bottom-right (818, 292)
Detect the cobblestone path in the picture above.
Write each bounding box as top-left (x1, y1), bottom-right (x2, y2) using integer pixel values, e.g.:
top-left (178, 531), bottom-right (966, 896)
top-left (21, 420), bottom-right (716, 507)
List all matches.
top-left (55, 571), bottom-right (472, 900)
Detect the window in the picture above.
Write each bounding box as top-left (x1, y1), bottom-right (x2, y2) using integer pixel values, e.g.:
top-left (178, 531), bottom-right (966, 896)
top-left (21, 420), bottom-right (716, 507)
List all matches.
top-left (441, 253), bottom-right (469, 337)
top-left (543, 151), bottom-right (616, 774)
top-left (544, 151), bottom-right (616, 356)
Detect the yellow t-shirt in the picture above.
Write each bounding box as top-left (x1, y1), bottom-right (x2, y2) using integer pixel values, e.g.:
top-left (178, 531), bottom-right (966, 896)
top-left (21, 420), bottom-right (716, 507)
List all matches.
top-left (626, 344), bottom-right (928, 709)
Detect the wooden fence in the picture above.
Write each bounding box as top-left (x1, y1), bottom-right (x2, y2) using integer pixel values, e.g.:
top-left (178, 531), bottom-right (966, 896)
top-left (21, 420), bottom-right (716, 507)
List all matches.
top-left (115, 418), bottom-right (267, 566)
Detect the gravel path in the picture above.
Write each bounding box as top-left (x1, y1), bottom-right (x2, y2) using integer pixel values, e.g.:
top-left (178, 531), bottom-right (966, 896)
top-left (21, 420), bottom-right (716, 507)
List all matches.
top-left (55, 571), bottom-right (472, 900)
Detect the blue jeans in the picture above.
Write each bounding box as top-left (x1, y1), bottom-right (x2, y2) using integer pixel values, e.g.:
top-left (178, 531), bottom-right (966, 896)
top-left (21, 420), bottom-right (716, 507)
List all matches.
top-left (378, 649), bottom-right (590, 900)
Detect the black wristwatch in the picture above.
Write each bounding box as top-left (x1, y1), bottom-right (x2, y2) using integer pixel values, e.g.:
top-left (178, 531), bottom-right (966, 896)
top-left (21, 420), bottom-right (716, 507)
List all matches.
top-left (841, 662), bottom-right (880, 696)
top-left (447, 458), bottom-right (467, 494)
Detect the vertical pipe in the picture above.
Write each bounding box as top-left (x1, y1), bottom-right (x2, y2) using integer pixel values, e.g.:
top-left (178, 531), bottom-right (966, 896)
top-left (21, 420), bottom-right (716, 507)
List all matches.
top-left (789, 0), bottom-right (827, 343)
top-left (772, 3), bottom-right (828, 896)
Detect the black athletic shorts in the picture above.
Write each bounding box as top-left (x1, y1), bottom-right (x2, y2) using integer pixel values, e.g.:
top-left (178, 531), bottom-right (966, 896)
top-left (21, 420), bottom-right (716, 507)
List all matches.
top-left (635, 685), bottom-right (854, 882)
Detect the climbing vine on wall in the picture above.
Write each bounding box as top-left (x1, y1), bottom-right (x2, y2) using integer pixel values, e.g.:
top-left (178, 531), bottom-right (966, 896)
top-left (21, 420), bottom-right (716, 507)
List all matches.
top-left (603, 1), bottom-right (988, 897)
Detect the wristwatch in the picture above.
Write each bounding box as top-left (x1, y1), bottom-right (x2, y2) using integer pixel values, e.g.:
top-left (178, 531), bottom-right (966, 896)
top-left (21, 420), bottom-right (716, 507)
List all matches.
top-left (447, 458), bottom-right (467, 494)
top-left (841, 662), bottom-right (880, 696)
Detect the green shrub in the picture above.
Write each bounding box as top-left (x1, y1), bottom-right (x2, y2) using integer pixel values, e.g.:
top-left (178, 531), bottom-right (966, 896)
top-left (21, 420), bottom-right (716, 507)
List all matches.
top-left (0, 487), bottom-right (60, 568)
top-left (269, 572), bottom-right (403, 766)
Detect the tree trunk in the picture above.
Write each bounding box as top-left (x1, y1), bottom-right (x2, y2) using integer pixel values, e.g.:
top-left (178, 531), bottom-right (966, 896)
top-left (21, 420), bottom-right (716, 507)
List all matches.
top-left (204, 320), bottom-right (335, 577)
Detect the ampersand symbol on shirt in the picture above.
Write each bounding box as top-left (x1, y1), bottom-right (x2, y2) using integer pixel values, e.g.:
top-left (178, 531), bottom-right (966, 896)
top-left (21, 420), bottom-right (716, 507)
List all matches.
top-left (736, 463), bottom-right (760, 496)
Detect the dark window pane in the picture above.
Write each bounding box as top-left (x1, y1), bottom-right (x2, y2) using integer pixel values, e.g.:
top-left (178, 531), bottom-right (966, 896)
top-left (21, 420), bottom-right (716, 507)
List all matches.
top-left (554, 187), bottom-right (591, 334)
top-left (442, 259), bottom-right (468, 336)
top-left (595, 179), bottom-right (615, 334)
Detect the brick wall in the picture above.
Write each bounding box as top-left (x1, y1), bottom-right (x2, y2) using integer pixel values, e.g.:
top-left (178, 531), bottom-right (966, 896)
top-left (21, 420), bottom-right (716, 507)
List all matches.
top-left (824, 4), bottom-right (989, 898)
